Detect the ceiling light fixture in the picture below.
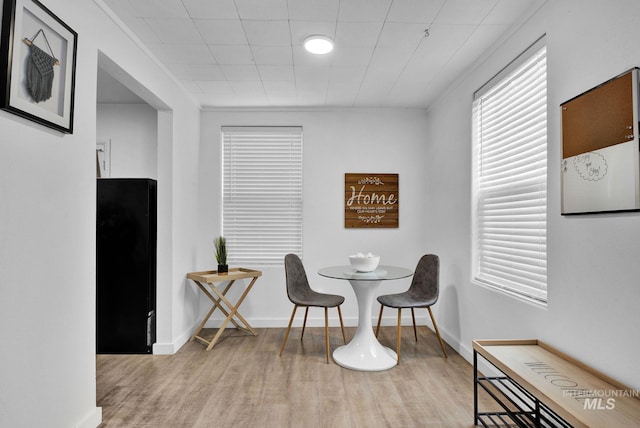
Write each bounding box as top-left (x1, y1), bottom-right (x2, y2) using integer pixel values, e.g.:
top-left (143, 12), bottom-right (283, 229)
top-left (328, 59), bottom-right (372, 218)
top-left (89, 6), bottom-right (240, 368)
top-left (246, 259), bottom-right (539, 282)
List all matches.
top-left (304, 35), bottom-right (334, 55)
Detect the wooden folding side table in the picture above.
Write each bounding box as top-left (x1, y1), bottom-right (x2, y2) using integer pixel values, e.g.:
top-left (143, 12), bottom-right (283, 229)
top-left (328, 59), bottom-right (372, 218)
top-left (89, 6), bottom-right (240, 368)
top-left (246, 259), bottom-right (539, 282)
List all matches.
top-left (187, 268), bottom-right (262, 350)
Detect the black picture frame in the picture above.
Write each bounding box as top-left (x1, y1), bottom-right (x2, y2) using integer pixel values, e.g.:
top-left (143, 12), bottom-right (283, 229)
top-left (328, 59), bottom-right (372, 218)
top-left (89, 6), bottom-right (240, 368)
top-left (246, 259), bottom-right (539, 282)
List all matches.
top-left (0, 0), bottom-right (77, 133)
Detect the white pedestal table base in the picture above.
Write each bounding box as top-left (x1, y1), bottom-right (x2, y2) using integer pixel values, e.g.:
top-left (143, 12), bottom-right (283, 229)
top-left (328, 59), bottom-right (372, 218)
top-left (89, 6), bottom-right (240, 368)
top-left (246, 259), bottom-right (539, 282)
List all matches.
top-left (332, 279), bottom-right (397, 371)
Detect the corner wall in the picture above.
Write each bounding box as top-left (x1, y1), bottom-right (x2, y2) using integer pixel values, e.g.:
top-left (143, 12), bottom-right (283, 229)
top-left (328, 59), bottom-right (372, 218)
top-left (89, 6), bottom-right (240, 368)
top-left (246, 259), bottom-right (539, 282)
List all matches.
top-left (425, 0), bottom-right (640, 389)
top-left (0, 0), bottom-right (200, 426)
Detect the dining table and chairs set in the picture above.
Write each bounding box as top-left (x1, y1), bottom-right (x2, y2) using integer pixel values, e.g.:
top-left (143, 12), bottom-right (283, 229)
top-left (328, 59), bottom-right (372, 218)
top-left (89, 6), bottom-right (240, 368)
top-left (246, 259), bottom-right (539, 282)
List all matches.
top-left (280, 253), bottom-right (448, 371)
top-left (187, 253), bottom-right (447, 372)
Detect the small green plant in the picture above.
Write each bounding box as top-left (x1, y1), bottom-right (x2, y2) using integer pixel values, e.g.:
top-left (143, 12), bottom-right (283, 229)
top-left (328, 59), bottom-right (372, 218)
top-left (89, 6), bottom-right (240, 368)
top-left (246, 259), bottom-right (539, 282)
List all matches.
top-left (214, 236), bottom-right (227, 265)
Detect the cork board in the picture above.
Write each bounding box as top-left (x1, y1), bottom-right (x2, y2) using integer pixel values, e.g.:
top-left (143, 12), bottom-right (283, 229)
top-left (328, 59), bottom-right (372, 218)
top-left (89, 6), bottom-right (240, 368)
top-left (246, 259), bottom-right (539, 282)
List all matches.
top-left (562, 70), bottom-right (634, 158)
top-left (561, 68), bottom-right (640, 214)
top-left (344, 173), bottom-right (398, 228)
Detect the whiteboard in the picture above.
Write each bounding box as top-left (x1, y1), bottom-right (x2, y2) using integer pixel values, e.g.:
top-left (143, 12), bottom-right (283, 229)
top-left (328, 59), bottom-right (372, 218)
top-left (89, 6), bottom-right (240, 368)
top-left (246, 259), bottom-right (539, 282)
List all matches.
top-left (561, 140), bottom-right (640, 213)
top-left (560, 68), bottom-right (640, 214)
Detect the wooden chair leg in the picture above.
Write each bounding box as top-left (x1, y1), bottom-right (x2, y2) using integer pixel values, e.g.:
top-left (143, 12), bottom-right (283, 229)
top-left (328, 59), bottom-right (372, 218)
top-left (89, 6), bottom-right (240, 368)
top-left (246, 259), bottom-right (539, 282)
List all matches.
top-left (324, 307), bottom-right (330, 364)
top-left (301, 307), bottom-right (309, 339)
top-left (375, 305), bottom-right (384, 337)
top-left (279, 305), bottom-right (298, 357)
top-left (396, 308), bottom-right (402, 364)
top-left (428, 307), bottom-right (447, 358)
top-left (411, 308), bottom-right (417, 341)
top-left (337, 306), bottom-right (346, 344)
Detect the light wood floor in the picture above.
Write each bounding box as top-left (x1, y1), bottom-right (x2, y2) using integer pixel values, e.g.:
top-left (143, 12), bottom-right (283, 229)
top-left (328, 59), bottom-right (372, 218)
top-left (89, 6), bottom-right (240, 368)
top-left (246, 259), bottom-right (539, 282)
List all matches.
top-left (97, 326), bottom-right (489, 427)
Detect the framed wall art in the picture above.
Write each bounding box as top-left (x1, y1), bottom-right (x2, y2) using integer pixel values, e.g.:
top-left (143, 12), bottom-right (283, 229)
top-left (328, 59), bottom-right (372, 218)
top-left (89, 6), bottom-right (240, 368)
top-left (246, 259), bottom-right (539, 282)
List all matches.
top-left (0, 0), bottom-right (77, 133)
top-left (345, 173), bottom-right (399, 228)
top-left (561, 68), bottom-right (640, 214)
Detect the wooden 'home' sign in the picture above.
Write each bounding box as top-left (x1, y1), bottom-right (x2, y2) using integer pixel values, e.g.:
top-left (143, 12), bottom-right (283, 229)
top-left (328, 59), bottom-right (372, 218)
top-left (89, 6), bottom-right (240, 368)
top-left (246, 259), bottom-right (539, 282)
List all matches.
top-left (344, 173), bottom-right (398, 228)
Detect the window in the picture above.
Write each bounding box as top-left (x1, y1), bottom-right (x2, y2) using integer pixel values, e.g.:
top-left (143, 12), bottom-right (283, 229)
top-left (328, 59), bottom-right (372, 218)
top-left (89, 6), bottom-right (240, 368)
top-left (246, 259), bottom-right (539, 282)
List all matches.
top-left (471, 38), bottom-right (547, 304)
top-left (222, 126), bottom-right (303, 266)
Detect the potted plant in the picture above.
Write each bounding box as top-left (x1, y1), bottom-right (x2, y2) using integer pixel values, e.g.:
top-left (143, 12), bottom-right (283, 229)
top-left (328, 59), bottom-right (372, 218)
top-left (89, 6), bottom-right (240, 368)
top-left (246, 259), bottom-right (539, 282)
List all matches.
top-left (214, 236), bottom-right (228, 274)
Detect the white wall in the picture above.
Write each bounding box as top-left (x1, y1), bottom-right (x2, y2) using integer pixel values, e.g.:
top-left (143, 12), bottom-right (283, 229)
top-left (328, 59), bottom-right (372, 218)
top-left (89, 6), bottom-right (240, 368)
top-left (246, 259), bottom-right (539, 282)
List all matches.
top-left (194, 108), bottom-right (431, 330)
top-left (0, 0), bottom-right (200, 426)
top-left (425, 0), bottom-right (640, 389)
top-left (96, 103), bottom-right (158, 178)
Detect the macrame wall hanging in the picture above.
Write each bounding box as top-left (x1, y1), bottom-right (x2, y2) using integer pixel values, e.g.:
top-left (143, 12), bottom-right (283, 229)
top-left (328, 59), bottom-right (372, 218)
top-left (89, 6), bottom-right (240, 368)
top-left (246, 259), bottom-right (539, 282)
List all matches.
top-left (22, 29), bottom-right (59, 103)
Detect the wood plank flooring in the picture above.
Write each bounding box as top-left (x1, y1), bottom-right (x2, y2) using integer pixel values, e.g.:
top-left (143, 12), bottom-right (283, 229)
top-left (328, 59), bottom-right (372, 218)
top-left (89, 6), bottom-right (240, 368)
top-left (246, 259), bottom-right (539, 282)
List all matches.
top-left (97, 326), bottom-right (490, 427)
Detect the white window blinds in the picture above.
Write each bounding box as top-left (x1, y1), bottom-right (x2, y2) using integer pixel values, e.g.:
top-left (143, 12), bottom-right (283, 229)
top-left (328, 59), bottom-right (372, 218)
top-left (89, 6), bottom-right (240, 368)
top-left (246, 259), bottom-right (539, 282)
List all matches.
top-left (222, 126), bottom-right (303, 266)
top-left (472, 40), bottom-right (547, 303)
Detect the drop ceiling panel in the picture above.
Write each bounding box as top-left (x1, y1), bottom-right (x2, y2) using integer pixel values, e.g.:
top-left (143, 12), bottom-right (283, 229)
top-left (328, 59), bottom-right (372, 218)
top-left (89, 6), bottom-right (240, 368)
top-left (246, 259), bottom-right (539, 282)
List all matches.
top-left (363, 65), bottom-right (404, 86)
top-left (288, 0), bottom-right (340, 21)
top-left (101, 0), bottom-right (544, 108)
top-left (377, 22), bottom-right (429, 48)
top-left (295, 90), bottom-right (328, 106)
top-left (386, 0), bottom-right (446, 23)
top-left (355, 80), bottom-right (395, 106)
top-left (330, 66), bottom-right (368, 84)
top-left (167, 63), bottom-right (226, 80)
top-left (125, 0), bottom-right (190, 19)
top-left (145, 18), bottom-right (202, 43)
top-left (251, 46), bottom-right (294, 65)
top-left (446, 24), bottom-right (510, 74)
top-left (242, 20), bottom-right (292, 46)
top-left (436, 0), bottom-right (498, 25)
top-left (228, 80), bottom-right (266, 95)
top-left (326, 84), bottom-right (360, 106)
top-left (338, 0), bottom-right (392, 22)
top-left (258, 65), bottom-right (296, 81)
top-left (387, 81), bottom-right (435, 107)
top-left (209, 45), bottom-right (254, 64)
top-left (219, 65), bottom-right (261, 80)
top-left (182, 0), bottom-right (239, 19)
top-left (196, 80), bottom-right (234, 94)
top-left (295, 66), bottom-right (331, 86)
top-left (264, 84), bottom-right (297, 105)
top-left (263, 80), bottom-right (297, 96)
top-left (483, 0), bottom-right (538, 25)
top-left (330, 47), bottom-right (374, 66)
top-left (149, 43), bottom-right (215, 64)
top-left (334, 22), bottom-right (384, 47)
top-left (225, 93), bottom-right (269, 106)
top-left (235, 0), bottom-right (289, 20)
top-left (369, 45), bottom-right (419, 71)
top-left (409, 24), bottom-right (477, 68)
top-left (194, 20), bottom-right (248, 45)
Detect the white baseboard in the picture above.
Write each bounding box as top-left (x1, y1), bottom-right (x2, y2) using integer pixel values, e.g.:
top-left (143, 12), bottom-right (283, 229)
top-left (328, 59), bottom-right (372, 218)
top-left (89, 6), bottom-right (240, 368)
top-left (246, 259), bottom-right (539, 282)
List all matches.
top-left (152, 342), bottom-right (177, 355)
top-left (75, 407), bottom-right (102, 428)
top-left (437, 326), bottom-right (503, 377)
top-left (202, 314), bottom-right (433, 329)
top-left (166, 315), bottom-right (481, 369)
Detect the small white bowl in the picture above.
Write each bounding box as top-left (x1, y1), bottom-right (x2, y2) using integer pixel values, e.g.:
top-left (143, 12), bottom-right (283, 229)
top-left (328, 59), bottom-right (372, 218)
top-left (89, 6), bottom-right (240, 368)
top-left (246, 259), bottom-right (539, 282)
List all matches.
top-left (349, 254), bottom-right (380, 272)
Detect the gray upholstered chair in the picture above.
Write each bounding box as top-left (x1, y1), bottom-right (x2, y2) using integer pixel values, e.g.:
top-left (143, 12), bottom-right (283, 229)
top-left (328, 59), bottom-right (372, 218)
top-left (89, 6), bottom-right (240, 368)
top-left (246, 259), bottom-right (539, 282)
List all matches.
top-left (279, 254), bottom-right (346, 363)
top-left (375, 254), bottom-right (447, 362)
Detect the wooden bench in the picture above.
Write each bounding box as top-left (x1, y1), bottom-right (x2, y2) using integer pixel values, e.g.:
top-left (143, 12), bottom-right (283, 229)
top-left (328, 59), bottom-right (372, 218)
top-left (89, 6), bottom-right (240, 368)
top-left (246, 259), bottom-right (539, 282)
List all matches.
top-left (473, 339), bottom-right (640, 427)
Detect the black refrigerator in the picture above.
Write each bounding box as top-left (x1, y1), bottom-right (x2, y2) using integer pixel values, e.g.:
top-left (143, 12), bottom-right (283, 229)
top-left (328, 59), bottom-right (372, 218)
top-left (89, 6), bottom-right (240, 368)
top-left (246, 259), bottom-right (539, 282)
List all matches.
top-left (96, 178), bottom-right (157, 354)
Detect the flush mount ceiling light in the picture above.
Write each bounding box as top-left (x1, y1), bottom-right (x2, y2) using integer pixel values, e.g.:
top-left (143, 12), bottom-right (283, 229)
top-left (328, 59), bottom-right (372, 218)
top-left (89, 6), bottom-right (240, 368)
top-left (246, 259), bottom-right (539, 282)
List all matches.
top-left (304, 35), bottom-right (334, 55)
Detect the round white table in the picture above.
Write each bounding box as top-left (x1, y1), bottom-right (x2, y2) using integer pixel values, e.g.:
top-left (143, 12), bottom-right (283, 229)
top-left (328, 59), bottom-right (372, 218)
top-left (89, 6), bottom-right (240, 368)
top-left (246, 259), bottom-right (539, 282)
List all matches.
top-left (318, 265), bottom-right (413, 371)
